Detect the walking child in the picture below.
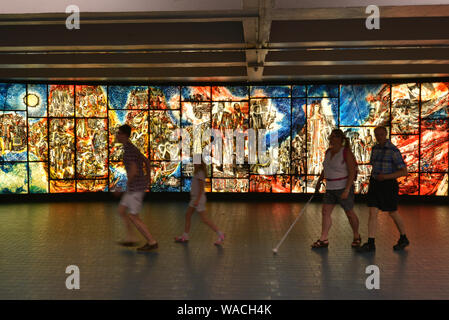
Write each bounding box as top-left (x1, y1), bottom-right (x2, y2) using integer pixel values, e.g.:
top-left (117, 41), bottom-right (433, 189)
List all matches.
top-left (175, 158), bottom-right (225, 245)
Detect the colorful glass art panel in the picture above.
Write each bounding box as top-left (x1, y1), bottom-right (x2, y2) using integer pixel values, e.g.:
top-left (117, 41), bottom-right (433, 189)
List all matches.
top-left (341, 127), bottom-right (378, 165)
top-left (420, 120), bottom-right (448, 172)
top-left (0, 83), bottom-right (26, 111)
top-left (50, 180), bottom-right (75, 193)
top-left (250, 175), bottom-right (273, 193)
top-left (76, 180), bottom-right (108, 193)
top-left (150, 161), bottom-right (181, 192)
top-left (212, 86), bottom-right (248, 101)
top-left (421, 82), bottom-right (449, 119)
top-left (420, 173), bottom-right (448, 196)
top-left (0, 111), bottom-right (27, 161)
top-left (28, 118), bottom-right (48, 161)
top-left (0, 82), bottom-right (447, 196)
top-left (109, 110), bottom-right (149, 160)
top-left (391, 83), bottom-right (419, 134)
top-left (48, 85), bottom-right (74, 117)
top-left (27, 84), bottom-right (47, 117)
top-left (398, 173), bottom-right (419, 195)
top-left (49, 118), bottom-right (75, 179)
top-left (76, 118), bottom-right (108, 179)
top-left (150, 110), bottom-right (180, 161)
top-left (181, 86), bottom-right (211, 101)
top-left (75, 85), bottom-right (107, 117)
top-left (109, 86), bottom-right (148, 110)
top-left (109, 162), bottom-right (127, 192)
top-left (308, 84), bottom-right (338, 98)
top-left (29, 162), bottom-right (48, 193)
top-left (340, 84), bottom-right (390, 126)
top-left (149, 86), bottom-right (180, 110)
top-left (250, 85), bottom-right (290, 98)
top-left (307, 99), bottom-right (338, 174)
top-left (0, 163), bottom-right (28, 194)
top-left (212, 179), bottom-right (249, 193)
top-left (391, 135), bottom-right (419, 172)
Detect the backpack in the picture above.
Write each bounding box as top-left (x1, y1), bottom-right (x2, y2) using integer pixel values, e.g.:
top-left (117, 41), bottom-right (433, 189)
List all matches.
top-left (325, 147), bottom-right (359, 181)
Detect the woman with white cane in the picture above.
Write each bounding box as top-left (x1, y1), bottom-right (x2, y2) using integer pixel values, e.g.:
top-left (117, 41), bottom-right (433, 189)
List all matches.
top-left (311, 129), bottom-right (361, 249)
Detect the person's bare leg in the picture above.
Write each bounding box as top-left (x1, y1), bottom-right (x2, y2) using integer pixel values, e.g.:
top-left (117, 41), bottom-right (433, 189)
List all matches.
top-left (198, 210), bottom-right (219, 233)
top-left (184, 206), bottom-right (196, 234)
top-left (368, 207), bottom-right (379, 238)
top-left (128, 214), bottom-right (157, 245)
top-left (344, 209), bottom-right (360, 239)
top-left (118, 205), bottom-right (137, 242)
top-left (388, 210), bottom-right (406, 235)
top-left (320, 204), bottom-right (335, 241)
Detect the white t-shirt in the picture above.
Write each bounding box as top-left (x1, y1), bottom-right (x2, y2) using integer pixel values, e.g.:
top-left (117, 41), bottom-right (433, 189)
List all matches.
top-left (323, 148), bottom-right (349, 190)
top-left (190, 169), bottom-right (206, 197)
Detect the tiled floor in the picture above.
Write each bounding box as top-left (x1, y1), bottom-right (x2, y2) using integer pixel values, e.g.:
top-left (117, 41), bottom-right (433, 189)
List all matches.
top-left (0, 199), bottom-right (448, 300)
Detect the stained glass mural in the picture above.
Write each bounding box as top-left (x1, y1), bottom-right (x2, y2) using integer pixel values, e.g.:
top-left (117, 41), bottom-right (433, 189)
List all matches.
top-left (48, 85), bottom-right (74, 117)
top-left (149, 86), bottom-right (180, 110)
top-left (150, 161), bottom-right (181, 192)
top-left (421, 82), bottom-right (449, 119)
top-left (0, 163), bottom-right (28, 193)
top-left (420, 120), bottom-right (448, 173)
top-left (76, 118), bottom-right (108, 179)
top-left (340, 84), bottom-right (390, 126)
top-left (0, 111), bottom-right (27, 161)
top-left (109, 86), bottom-right (148, 110)
top-left (27, 84), bottom-right (47, 117)
top-left (49, 118), bottom-right (75, 179)
top-left (28, 118), bottom-right (48, 161)
top-left (391, 83), bottom-right (419, 134)
top-left (29, 162), bottom-right (48, 193)
top-left (0, 82), bottom-right (447, 196)
top-left (307, 98), bottom-right (338, 175)
top-left (75, 85), bottom-right (107, 118)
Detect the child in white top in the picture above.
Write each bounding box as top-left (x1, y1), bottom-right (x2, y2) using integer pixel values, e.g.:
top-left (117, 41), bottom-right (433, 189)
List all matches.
top-left (175, 160), bottom-right (225, 245)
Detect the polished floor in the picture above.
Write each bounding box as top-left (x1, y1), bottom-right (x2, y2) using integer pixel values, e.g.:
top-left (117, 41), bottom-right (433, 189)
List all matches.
top-left (0, 198), bottom-right (448, 300)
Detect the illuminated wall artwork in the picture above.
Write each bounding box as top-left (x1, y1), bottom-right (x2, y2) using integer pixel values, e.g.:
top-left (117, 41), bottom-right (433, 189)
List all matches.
top-left (49, 118), bottom-right (75, 180)
top-left (0, 162), bottom-right (28, 194)
top-left (307, 98), bottom-right (338, 176)
top-left (48, 85), bottom-right (74, 117)
top-left (28, 118), bottom-right (48, 161)
top-left (420, 173), bottom-right (448, 196)
top-left (109, 162), bottom-right (127, 192)
top-left (398, 173), bottom-right (419, 196)
top-left (210, 86), bottom-right (250, 192)
top-left (340, 84), bottom-right (390, 127)
top-left (0, 111), bottom-right (28, 162)
top-left (0, 82), bottom-right (447, 196)
top-left (149, 86), bottom-right (180, 110)
top-left (420, 120), bottom-right (448, 173)
top-left (27, 84), bottom-right (47, 117)
top-left (75, 85), bottom-right (107, 118)
top-left (421, 82), bottom-right (449, 119)
top-left (76, 118), bottom-right (108, 179)
top-left (150, 161), bottom-right (181, 192)
top-left (391, 83), bottom-right (419, 135)
top-left (29, 162), bottom-right (48, 193)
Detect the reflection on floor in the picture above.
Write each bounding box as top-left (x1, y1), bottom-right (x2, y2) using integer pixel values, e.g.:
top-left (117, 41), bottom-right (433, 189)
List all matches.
top-left (0, 200), bottom-right (448, 299)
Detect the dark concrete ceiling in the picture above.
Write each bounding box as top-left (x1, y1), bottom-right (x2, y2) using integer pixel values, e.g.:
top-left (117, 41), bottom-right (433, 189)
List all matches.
top-left (1, 0), bottom-right (449, 82)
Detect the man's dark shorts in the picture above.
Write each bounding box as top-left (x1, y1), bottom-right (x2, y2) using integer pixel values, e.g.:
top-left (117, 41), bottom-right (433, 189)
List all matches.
top-left (323, 186), bottom-right (355, 211)
top-left (367, 177), bottom-right (399, 212)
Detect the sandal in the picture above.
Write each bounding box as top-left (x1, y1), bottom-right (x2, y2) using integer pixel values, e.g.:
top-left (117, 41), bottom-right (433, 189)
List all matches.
top-left (174, 235), bottom-right (189, 243)
top-left (352, 236), bottom-right (362, 248)
top-left (311, 239), bottom-right (329, 248)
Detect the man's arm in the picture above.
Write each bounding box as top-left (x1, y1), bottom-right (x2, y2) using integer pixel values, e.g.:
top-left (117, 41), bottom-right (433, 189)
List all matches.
top-left (127, 162), bottom-right (138, 188)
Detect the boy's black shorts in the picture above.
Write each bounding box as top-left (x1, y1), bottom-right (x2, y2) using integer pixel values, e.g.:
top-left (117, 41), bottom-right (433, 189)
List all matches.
top-left (367, 178), bottom-right (399, 212)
